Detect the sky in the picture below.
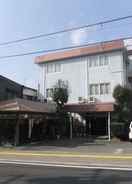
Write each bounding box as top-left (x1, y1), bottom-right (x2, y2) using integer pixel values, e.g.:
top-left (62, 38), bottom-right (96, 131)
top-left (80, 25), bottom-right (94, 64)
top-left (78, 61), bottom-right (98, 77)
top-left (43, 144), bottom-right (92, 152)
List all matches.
top-left (0, 0), bottom-right (132, 88)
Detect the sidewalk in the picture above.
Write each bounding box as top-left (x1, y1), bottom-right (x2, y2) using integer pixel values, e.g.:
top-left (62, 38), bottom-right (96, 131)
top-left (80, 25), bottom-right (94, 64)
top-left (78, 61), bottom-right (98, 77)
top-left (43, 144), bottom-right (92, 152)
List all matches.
top-left (15, 138), bottom-right (132, 155)
top-left (0, 138), bottom-right (132, 169)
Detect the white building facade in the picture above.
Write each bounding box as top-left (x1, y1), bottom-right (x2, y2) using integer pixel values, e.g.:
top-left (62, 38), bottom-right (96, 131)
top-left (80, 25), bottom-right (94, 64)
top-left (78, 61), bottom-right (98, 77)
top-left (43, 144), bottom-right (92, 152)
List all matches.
top-left (36, 39), bottom-right (130, 104)
top-left (35, 39), bottom-right (132, 139)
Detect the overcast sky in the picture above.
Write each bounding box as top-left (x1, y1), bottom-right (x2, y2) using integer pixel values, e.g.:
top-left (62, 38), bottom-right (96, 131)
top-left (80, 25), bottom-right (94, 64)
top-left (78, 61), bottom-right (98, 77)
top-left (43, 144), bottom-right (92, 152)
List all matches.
top-left (0, 0), bottom-right (132, 88)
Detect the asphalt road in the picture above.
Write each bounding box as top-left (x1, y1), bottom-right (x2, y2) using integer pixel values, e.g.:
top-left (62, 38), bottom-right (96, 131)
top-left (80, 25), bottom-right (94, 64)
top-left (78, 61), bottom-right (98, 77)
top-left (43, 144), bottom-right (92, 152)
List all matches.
top-left (0, 164), bottom-right (131, 184)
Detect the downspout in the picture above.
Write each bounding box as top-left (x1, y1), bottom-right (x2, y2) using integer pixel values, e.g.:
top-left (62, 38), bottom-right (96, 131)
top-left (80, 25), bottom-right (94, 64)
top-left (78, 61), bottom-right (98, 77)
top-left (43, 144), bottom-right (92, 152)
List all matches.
top-left (85, 57), bottom-right (89, 99)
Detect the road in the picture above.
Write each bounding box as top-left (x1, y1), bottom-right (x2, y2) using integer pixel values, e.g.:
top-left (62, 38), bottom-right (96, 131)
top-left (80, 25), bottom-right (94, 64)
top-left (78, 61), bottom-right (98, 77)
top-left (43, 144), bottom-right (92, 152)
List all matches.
top-left (0, 163), bottom-right (131, 184)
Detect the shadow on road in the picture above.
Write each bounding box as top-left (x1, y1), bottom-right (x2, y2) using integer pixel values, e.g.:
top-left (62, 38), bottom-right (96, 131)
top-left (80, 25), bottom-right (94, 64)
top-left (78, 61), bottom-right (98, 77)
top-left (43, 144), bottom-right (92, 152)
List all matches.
top-left (18, 137), bottom-right (107, 150)
top-left (27, 169), bottom-right (132, 184)
top-left (0, 164), bottom-right (132, 184)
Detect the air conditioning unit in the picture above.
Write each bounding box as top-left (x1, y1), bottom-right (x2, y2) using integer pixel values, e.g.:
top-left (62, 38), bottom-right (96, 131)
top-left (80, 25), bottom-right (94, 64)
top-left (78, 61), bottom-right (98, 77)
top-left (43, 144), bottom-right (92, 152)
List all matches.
top-left (78, 97), bottom-right (88, 104)
top-left (47, 97), bottom-right (53, 102)
top-left (89, 96), bottom-right (96, 103)
top-left (78, 97), bottom-right (83, 103)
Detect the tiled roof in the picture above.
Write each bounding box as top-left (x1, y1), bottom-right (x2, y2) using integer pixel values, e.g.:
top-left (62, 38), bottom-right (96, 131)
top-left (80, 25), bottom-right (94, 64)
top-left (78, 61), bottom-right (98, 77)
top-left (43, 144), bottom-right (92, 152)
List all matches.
top-left (35, 39), bottom-right (124, 64)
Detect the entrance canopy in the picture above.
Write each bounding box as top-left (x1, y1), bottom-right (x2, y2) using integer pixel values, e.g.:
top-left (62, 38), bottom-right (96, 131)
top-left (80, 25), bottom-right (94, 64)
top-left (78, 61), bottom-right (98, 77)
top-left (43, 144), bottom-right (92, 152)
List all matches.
top-left (0, 98), bottom-right (56, 114)
top-left (64, 102), bottom-right (114, 113)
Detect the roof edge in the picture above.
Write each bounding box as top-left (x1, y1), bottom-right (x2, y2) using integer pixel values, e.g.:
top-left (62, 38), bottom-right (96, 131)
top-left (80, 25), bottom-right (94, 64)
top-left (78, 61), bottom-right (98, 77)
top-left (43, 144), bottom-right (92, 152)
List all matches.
top-left (35, 39), bottom-right (124, 64)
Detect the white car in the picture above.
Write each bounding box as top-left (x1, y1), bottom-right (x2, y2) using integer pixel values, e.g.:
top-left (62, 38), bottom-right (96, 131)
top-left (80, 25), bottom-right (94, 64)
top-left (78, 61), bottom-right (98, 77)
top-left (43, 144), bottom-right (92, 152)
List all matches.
top-left (129, 122), bottom-right (132, 141)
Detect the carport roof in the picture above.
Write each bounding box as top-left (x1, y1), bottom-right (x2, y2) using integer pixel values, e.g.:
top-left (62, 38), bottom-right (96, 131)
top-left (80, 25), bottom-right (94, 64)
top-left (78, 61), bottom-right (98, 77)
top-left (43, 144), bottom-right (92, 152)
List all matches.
top-left (64, 102), bottom-right (114, 113)
top-left (0, 98), bottom-right (56, 113)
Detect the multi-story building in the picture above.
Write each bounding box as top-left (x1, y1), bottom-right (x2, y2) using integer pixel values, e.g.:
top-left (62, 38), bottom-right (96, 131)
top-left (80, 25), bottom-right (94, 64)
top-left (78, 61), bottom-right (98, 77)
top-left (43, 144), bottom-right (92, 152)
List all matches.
top-left (35, 38), bottom-right (132, 139)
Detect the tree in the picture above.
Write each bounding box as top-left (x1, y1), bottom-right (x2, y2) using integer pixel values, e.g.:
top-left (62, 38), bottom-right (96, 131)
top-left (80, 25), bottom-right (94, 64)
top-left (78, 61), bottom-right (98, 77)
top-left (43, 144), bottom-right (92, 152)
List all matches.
top-left (52, 79), bottom-right (69, 112)
top-left (51, 79), bottom-right (69, 138)
top-left (113, 85), bottom-right (132, 122)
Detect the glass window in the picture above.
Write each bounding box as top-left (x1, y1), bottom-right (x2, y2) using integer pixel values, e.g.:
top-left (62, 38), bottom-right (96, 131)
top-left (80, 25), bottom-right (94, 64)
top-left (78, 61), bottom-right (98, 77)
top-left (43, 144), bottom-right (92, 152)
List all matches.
top-left (99, 55), bottom-right (109, 66)
top-left (90, 84), bottom-right (99, 95)
top-left (90, 85), bottom-right (94, 95)
top-left (89, 57), bottom-right (92, 67)
top-left (89, 56), bottom-right (98, 67)
top-left (105, 83), bottom-right (110, 94)
top-left (89, 55), bottom-right (109, 68)
top-left (55, 63), bottom-right (61, 72)
top-left (100, 83), bottom-right (105, 94)
top-left (47, 63), bottom-right (61, 73)
top-left (95, 84), bottom-right (99, 95)
top-left (94, 56), bottom-right (99, 67)
top-left (100, 83), bottom-right (110, 94)
top-left (90, 83), bottom-right (110, 95)
top-left (104, 55), bottom-right (109, 65)
top-left (47, 64), bottom-right (53, 73)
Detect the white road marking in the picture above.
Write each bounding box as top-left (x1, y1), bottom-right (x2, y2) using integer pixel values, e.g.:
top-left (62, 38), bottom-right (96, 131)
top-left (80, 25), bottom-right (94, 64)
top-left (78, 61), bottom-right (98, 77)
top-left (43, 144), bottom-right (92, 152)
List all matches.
top-left (0, 159), bottom-right (131, 171)
top-left (114, 148), bottom-right (124, 154)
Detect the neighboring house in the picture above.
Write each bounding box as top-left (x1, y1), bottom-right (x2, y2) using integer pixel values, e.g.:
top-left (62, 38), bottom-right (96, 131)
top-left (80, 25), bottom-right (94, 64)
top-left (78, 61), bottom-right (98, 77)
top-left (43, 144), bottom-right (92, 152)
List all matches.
top-left (0, 75), bottom-right (22, 101)
top-left (0, 75), bottom-right (58, 145)
top-left (0, 75), bottom-right (38, 101)
top-left (22, 86), bottom-right (37, 101)
top-left (35, 38), bottom-right (132, 139)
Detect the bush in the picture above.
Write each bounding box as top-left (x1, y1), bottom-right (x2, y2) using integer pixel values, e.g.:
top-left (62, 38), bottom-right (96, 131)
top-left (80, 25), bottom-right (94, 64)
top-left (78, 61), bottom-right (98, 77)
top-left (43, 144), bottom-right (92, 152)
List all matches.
top-left (111, 122), bottom-right (129, 140)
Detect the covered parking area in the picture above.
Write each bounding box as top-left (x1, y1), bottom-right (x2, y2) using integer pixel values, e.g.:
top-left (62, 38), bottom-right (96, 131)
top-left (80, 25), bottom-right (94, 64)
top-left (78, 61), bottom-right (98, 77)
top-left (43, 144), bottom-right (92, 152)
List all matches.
top-left (0, 98), bottom-right (56, 146)
top-left (64, 102), bottom-right (114, 141)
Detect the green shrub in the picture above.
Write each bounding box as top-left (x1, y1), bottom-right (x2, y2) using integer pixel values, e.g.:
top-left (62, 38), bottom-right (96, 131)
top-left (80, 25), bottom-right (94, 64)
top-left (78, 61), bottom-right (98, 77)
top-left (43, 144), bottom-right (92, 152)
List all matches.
top-left (111, 122), bottom-right (129, 140)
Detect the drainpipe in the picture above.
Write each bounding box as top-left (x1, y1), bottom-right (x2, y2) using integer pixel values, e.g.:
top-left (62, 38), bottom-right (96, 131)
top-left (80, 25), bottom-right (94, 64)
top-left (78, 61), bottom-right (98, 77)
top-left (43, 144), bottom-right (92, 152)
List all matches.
top-left (86, 57), bottom-right (89, 99)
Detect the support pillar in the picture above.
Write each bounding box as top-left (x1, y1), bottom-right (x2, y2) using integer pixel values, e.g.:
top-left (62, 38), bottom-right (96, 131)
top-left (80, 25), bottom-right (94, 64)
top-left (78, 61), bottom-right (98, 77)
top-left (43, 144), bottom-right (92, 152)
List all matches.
top-left (14, 119), bottom-right (20, 146)
top-left (69, 113), bottom-right (73, 140)
top-left (28, 119), bottom-right (33, 139)
top-left (108, 112), bottom-right (111, 141)
top-left (89, 120), bottom-right (92, 137)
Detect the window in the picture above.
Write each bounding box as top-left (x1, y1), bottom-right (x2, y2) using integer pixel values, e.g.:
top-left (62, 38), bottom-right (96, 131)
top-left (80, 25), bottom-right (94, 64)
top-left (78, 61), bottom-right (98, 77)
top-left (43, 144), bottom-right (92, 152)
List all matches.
top-left (47, 63), bottom-right (61, 73)
top-left (47, 64), bottom-right (53, 73)
top-left (95, 84), bottom-right (99, 94)
top-left (90, 83), bottom-right (110, 95)
top-left (105, 83), bottom-right (110, 94)
top-left (90, 84), bottom-right (99, 95)
top-left (99, 55), bottom-right (109, 66)
top-left (89, 54), bottom-right (109, 67)
top-left (100, 83), bottom-right (105, 95)
top-left (100, 83), bottom-right (110, 95)
top-left (90, 84), bottom-right (94, 95)
top-left (55, 63), bottom-right (61, 72)
top-left (89, 56), bottom-right (98, 67)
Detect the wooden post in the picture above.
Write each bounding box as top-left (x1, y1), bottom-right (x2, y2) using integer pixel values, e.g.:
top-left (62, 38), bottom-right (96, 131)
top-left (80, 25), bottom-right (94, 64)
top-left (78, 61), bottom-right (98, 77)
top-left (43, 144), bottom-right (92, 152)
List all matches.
top-left (108, 112), bottom-right (111, 141)
top-left (70, 113), bottom-right (73, 140)
top-left (89, 120), bottom-right (92, 137)
top-left (14, 118), bottom-right (20, 146)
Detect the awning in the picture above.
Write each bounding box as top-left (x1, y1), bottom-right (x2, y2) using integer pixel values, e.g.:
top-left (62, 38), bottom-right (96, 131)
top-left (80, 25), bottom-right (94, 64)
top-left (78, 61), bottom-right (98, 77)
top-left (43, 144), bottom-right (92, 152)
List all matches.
top-left (64, 102), bottom-right (114, 113)
top-left (0, 98), bottom-right (56, 114)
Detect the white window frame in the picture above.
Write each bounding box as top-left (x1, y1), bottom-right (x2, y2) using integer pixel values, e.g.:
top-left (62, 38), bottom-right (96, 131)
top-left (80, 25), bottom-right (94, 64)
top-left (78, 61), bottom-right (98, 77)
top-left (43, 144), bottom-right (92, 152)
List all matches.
top-left (90, 84), bottom-right (99, 95)
top-left (46, 63), bottom-right (61, 74)
top-left (89, 54), bottom-right (109, 68)
top-left (90, 83), bottom-right (110, 95)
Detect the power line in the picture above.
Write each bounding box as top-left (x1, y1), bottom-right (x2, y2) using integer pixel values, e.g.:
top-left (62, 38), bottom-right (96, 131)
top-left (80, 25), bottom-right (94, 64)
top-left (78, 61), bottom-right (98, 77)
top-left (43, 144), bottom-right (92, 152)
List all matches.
top-left (0, 15), bottom-right (132, 46)
top-left (0, 42), bottom-right (97, 59)
top-left (0, 36), bottom-right (131, 60)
